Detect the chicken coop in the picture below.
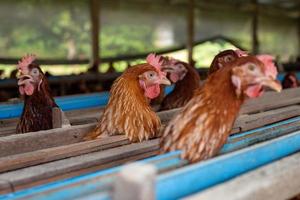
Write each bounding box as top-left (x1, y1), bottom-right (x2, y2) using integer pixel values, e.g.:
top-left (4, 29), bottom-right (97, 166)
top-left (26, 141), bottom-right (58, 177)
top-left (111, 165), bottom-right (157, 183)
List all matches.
top-left (0, 0), bottom-right (300, 200)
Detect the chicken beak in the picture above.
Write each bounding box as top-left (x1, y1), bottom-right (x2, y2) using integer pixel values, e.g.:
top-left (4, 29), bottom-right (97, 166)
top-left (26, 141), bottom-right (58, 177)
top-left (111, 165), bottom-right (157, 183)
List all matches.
top-left (260, 78), bottom-right (282, 92)
top-left (159, 76), bottom-right (171, 85)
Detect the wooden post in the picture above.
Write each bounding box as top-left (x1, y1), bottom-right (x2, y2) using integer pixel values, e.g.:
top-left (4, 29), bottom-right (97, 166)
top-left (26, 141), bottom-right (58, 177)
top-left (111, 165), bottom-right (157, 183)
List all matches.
top-left (251, 0), bottom-right (259, 54)
top-left (113, 163), bottom-right (157, 200)
top-left (52, 107), bottom-right (71, 129)
top-left (298, 17), bottom-right (300, 57)
top-left (89, 0), bottom-right (100, 72)
top-left (187, 0), bottom-right (195, 66)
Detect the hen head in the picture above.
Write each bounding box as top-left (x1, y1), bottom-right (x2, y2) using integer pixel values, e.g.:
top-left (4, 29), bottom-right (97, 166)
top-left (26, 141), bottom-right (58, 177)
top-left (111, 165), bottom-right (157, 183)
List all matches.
top-left (209, 49), bottom-right (247, 74)
top-left (283, 72), bottom-right (298, 89)
top-left (160, 56), bottom-right (188, 83)
top-left (138, 53), bottom-right (171, 99)
top-left (17, 54), bottom-right (44, 96)
top-left (230, 56), bottom-right (282, 98)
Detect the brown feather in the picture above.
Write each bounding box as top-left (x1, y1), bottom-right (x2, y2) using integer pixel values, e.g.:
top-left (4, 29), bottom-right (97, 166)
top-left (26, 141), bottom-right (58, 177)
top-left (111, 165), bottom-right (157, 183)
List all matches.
top-left (17, 64), bottom-right (58, 133)
top-left (160, 62), bottom-right (244, 163)
top-left (85, 64), bottom-right (161, 142)
top-left (160, 62), bottom-right (200, 111)
top-left (209, 50), bottom-right (239, 75)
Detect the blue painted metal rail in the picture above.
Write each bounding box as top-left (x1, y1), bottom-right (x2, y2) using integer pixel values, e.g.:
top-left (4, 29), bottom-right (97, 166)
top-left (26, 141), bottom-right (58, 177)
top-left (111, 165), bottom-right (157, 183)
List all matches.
top-left (1, 116), bottom-right (300, 200)
top-left (0, 86), bottom-right (174, 119)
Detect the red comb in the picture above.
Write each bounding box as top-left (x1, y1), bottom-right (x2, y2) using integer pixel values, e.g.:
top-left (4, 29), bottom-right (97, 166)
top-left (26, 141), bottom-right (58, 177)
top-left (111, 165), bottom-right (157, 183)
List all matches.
top-left (146, 53), bottom-right (164, 71)
top-left (17, 54), bottom-right (36, 74)
top-left (235, 49), bottom-right (248, 57)
top-left (256, 54), bottom-right (278, 79)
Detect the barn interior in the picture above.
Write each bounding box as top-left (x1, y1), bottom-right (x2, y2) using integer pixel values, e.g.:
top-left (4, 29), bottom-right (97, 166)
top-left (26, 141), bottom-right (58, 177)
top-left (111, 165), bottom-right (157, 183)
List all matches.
top-left (0, 0), bottom-right (300, 200)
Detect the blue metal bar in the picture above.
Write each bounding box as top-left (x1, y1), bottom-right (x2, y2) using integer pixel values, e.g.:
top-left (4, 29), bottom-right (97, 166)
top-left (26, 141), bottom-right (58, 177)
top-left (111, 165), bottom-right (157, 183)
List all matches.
top-left (1, 116), bottom-right (300, 200)
top-left (0, 86), bottom-right (175, 119)
top-left (156, 130), bottom-right (300, 200)
top-left (277, 72), bottom-right (300, 82)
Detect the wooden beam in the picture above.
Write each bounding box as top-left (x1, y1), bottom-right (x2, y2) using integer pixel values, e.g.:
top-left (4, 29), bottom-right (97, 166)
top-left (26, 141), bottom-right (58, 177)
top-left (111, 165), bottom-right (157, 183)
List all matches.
top-left (0, 139), bottom-right (160, 193)
top-left (0, 124), bottom-right (96, 157)
top-left (187, 0), bottom-right (195, 65)
top-left (298, 17), bottom-right (300, 56)
top-left (1, 106), bottom-right (299, 174)
top-left (3, 119), bottom-right (300, 196)
top-left (89, 0), bottom-right (100, 72)
top-left (0, 136), bottom-right (129, 173)
top-left (251, 0), bottom-right (259, 54)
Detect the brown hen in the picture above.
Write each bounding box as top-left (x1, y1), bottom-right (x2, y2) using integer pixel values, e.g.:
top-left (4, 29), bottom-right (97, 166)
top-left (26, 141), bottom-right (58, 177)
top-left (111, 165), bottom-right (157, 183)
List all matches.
top-left (160, 55), bottom-right (282, 163)
top-left (85, 54), bottom-right (170, 142)
top-left (16, 55), bottom-right (58, 133)
top-left (282, 72), bottom-right (299, 89)
top-left (159, 57), bottom-right (201, 111)
top-left (209, 49), bottom-right (247, 75)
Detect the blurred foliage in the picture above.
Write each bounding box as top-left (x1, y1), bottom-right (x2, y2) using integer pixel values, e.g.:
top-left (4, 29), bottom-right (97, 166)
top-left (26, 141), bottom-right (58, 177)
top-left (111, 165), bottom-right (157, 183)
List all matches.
top-left (0, 0), bottom-right (240, 78)
top-left (0, 40), bottom-right (238, 78)
top-left (101, 25), bottom-right (156, 57)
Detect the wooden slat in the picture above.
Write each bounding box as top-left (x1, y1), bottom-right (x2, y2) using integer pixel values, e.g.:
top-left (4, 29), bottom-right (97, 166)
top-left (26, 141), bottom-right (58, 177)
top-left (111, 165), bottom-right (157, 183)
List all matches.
top-left (12, 150), bottom-right (158, 195)
top-left (184, 152), bottom-right (300, 200)
top-left (4, 118), bottom-right (300, 198)
top-left (52, 107), bottom-right (63, 129)
top-left (241, 87), bottom-right (300, 114)
top-left (0, 124), bottom-right (95, 157)
top-left (0, 136), bottom-right (129, 173)
top-left (1, 104), bottom-right (299, 159)
top-left (236, 105), bottom-right (300, 131)
top-left (0, 139), bottom-right (159, 193)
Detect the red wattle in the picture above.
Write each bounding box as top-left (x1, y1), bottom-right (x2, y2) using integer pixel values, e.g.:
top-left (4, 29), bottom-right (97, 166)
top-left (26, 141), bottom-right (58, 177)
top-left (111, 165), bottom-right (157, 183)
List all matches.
top-left (170, 73), bottom-right (179, 83)
top-left (144, 84), bottom-right (160, 99)
top-left (245, 85), bottom-right (263, 98)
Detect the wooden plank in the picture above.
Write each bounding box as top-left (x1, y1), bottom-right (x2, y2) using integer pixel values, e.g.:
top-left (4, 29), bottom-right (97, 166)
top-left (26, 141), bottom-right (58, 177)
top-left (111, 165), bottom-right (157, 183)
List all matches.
top-left (0, 139), bottom-right (159, 192)
top-left (187, 0), bottom-right (195, 65)
top-left (1, 104), bottom-right (299, 159)
top-left (0, 151), bottom-right (159, 195)
top-left (184, 152), bottom-right (300, 200)
top-left (236, 105), bottom-right (300, 131)
top-left (52, 107), bottom-right (63, 129)
top-left (2, 117), bottom-right (300, 196)
top-left (0, 136), bottom-right (129, 173)
top-left (251, 0), bottom-right (259, 54)
top-left (240, 87), bottom-right (300, 114)
top-left (0, 124), bottom-right (95, 157)
top-left (89, 0), bottom-right (100, 72)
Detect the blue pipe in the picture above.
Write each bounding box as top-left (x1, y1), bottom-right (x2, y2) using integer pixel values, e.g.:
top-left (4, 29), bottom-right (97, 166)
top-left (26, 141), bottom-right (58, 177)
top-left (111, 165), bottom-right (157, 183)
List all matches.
top-left (0, 86), bottom-right (175, 119)
top-left (156, 130), bottom-right (300, 199)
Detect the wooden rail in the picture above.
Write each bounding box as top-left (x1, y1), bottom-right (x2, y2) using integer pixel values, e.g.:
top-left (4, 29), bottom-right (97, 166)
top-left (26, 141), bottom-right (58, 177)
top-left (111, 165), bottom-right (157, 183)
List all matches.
top-left (0, 87), bottom-right (300, 196)
top-left (1, 119), bottom-right (300, 197)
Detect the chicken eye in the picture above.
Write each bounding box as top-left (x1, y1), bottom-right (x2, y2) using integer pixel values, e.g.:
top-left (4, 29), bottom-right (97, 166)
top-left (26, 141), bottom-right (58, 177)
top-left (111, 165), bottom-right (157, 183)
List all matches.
top-left (31, 68), bottom-right (40, 76)
top-left (147, 72), bottom-right (156, 79)
top-left (248, 64), bottom-right (256, 71)
top-left (178, 64), bottom-right (185, 70)
top-left (224, 55), bottom-right (233, 62)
